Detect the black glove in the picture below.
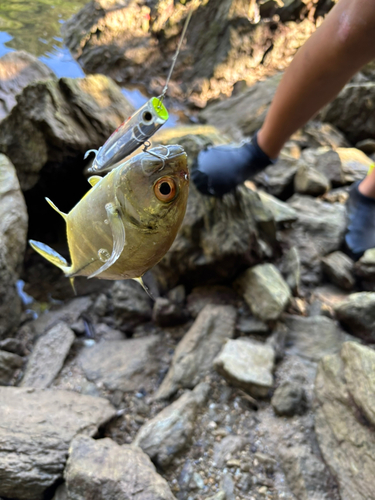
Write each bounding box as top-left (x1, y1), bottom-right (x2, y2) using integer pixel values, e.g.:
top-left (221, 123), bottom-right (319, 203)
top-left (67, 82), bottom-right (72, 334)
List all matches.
top-left (191, 133), bottom-right (276, 196)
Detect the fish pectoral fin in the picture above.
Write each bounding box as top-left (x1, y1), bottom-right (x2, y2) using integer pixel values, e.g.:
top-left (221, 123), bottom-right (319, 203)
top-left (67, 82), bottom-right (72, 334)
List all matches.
top-left (87, 203), bottom-right (126, 279)
top-left (29, 240), bottom-right (71, 274)
top-left (132, 277), bottom-right (155, 300)
top-left (45, 198), bottom-right (67, 221)
top-left (88, 175), bottom-right (102, 187)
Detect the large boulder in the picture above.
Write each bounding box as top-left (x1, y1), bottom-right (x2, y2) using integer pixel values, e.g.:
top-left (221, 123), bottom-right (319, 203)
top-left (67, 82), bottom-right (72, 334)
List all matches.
top-left (0, 154), bottom-right (28, 338)
top-left (315, 342), bottom-right (375, 500)
top-left (0, 75), bottom-right (134, 190)
top-left (0, 50), bottom-right (56, 121)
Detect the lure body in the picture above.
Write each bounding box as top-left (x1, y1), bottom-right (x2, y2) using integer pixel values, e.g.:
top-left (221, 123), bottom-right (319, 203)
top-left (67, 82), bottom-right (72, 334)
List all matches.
top-left (30, 145), bottom-right (189, 286)
top-left (86, 97), bottom-right (169, 173)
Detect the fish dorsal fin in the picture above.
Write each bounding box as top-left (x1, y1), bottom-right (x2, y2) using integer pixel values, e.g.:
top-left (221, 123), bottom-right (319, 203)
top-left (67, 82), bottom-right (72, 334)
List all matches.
top-left (88, 175), bottom-right (102, 187)
top-left (29, 240), bottom-right (71, 275)
top-left (132, 277), bottom-right (155, 300)
top-left (45, 197), bottom-right (67, 221)
top-left (87, 202), bottom-right (126, 279)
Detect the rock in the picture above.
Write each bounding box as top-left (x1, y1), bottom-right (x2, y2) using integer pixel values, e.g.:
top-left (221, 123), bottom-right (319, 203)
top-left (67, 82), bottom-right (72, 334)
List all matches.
top-left (320, 82), bottom-right (375, 144)
top-left (79, 336), bottom-right (160, 392)
top-left (236, 316), bottom-right (269, 335)
top-left (298, 147), bottom-right (346, 187)
top-left (0, 349), bottom-right (23, 385)
top-left (155, 305), bottom-right (236, 400)
top-left (354, 248), bottom-right (375, 290)
top-left (52, 484), bottom-right (67, 500)
top-left (271, 381), bottom-right (307, 416)
top-left (294, 121), bottom-right (349, 151)
top-left (336, 147), bottom-right (373, 184)
top-left (167, 284), bottom-right (186, 305)
top-left (0, 154), bottom-right (28, 338)
top-left (334, 292), bottom-right (375, 341)
top-left (0, 75), bottom-right (134, 190)
top-left (64, 435), bottom-right (176, 500)
top-left (0, 387), bottom-right (116, 500)
top-left (0, 338), bottom-right (25, 356)
top-left (214, 338), bottom-right (275, 397)
top-left (0, 50), bottom-right (56, 121)
top-left (186, 285), bottom-right (240, 318)
top-left (152, 297), bottom-right (189, 327)
top-left (294, 163), bottom-right (330, 196)
top-left (110, 280), bottom-right (152, 331)
top-left (257, 189), bottom-right (298, 225)
top-left (255, 153), bottom-right (300, 200)
top-left (133, 383), bottom-right (209, 467)
top-left (321, 251), bottom-right (355, 290)
top-left (280, 246), bottom-right (301, 295)
top-left (21, 322), bottom-right (75, 389)
top-left (356, 138), bottom-right (375, 155)
top-left (235, 264), bottom-right (291, 321)
top-left (284, 315), bottom-right (355, 362)
top-left (315, 341), bottom-right (375, 500)
top-left (213, 435), bottom-right (247, 468)
top-left (31, 296), bottom-right (93, 336)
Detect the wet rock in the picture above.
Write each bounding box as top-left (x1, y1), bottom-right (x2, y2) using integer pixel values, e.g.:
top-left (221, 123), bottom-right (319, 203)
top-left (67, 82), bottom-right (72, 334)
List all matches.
top-left (133, 383), bottom-right (209, 467)
top-left (0, 154), bottom-right (28, 338)
top-left (79, 336), bottom-right (160, 392)
top-left (110, 280), bottom-right (152, 331)
top-left (213, 435), bottom-right (247, 468)
top-left (155, 305), bottom-right (236, 400)
top-left (315, 341), bottom-right (375, 500)
top-left (214, 338), bottom-right (275, 398)
top-left (152, 297), bottom-right (189, 327)
top-left (65, 435), bottom-right (176, 500)
top-left (320, 82), bottom-right (375, 144)
top-left (0, 349), bottom-right (23, 385)
top-left (0, 75), bottom-right (134, 190)
top-left (0, 50), bottom-right (55, 121)
top-left (284, 315), bottom-right (355, 362)
top-left (271, 381), bottom-right (307, 416)
top-left (321, 251), bottom-right (355, 290)
top-left (334, 292), bottom-right (375, 341)
top-left (257, 189), bottom-right (298, 225)
top-left (280, 246), bottom-right (301, 295)
top-left (31, 296), bottom-right (93, 336)
top-left (236, 264), bottom-right (291, 321)
top-left (0, 387), bottom-right (116, 500)
top-left (294, 163), bottom-right (330, 196)
top-left (21, 322), bottom-right (75, 389)
top-left (336, 147), bottom-right (373, 184)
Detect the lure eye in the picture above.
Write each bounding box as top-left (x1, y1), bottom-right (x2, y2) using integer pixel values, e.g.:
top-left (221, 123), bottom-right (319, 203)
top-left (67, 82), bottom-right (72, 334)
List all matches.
top-left (154, 177), bottom-right (177, 202)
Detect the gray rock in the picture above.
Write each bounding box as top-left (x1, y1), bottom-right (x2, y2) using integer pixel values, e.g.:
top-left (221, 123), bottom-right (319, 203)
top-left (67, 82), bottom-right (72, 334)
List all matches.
top-left (294, 163), bottom-right (330, 196)
top-left (320, 82), bottom-right (375, 144)
top-left (321, 251), bottom-right (355, 290)
top-left (0, 50), bottom-right (56, 121)
top-left (334, 292), bottom-right (375, 341)
top-left (296, 121), bottom-right (349, 151)
top-left (110, 280), bottom-right (152, 330)
top-left (336, 147), bottom-right (373, 184)
top-left (133, 383), bottom-right (209, 467)
top-left (0, 154), bottom-right (28, 338)
top-left (0, 337), bottom-right (25, 356)
top-left (155, 305), bottom-right (236, 400)
top-left (284, 315), bottom-right (356, 362)
top-left (271, 381), bottom-right (307, 416)
top-left (0, 349), bottom-right (23, 385)
top-left (236, 316), bottom-right (269, 335)
top-left (355, 248), bottom-right (375, 290)
top-left (315, 341), bottom-right (375, 500)
top-left (79, 336), bottom-right (160, 392)
top-left (299, 147), bottom-right (345, 187)
top-left (0, 75), bottom-right (134, 190)
top-left (258, 190), bottom-right (298, 225)
top-left (186, 285), bottom-right (239, 319)
top-left (213, 435), bottom-right (247, 468)
top-left (214, 338), bottom-right (275, 397)
top-left (31, 296), bottom-right (93, 336)
top-left (236, 264), bottom-right (291, 321)
top-left (0, 387), bottom-right (116, 500)
top-left (167, 284), bottom-right (186, 305)
top-left (280, 246), bottom-right (301, 295)
top-left (65, 435), bottom-right (176, 500)
top-left (52, 484), bottom-right (67, 500)
top-left (254, 154), bottom-right (299, 199)
top-left (21, 322), bottom-right (75, 389)
top-left (152, 297), bottom-right (189, 327)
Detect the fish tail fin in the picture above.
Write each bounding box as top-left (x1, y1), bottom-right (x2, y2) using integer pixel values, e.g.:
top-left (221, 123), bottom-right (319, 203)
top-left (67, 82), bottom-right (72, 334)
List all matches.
top-left (29, 240), bottom-right (71, 275)
top-left (45, 198), bottom-right (67, 221)
top-left (132, 277), bottom-right (155, 300)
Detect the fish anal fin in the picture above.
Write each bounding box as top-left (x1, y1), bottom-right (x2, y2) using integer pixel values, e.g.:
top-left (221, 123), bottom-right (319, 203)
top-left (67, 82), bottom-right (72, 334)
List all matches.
top-left (132, 277), bottom-right (154, 300)
top-left (87, 203), bottom-right (126, 279)
top-left (45, 198), bottom-right (67, 221)
top-left (88, 175), bottom-right (102, 187)
top-left (29, 240), bottom-right (71, 275)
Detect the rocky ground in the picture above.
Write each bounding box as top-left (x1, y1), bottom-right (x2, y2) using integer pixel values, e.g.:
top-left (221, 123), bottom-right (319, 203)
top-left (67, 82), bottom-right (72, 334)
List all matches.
top-left (2, 1), bottom-right (375, 499)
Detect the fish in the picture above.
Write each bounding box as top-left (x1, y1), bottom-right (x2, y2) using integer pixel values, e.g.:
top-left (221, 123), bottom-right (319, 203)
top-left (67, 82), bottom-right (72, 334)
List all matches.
top-left (29, 144), bottom-right (189, 293)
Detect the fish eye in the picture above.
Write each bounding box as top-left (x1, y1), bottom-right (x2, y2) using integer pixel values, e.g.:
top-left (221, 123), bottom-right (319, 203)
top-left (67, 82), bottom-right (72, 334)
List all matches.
top-left (154, 177), bottom-right (177, 202)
